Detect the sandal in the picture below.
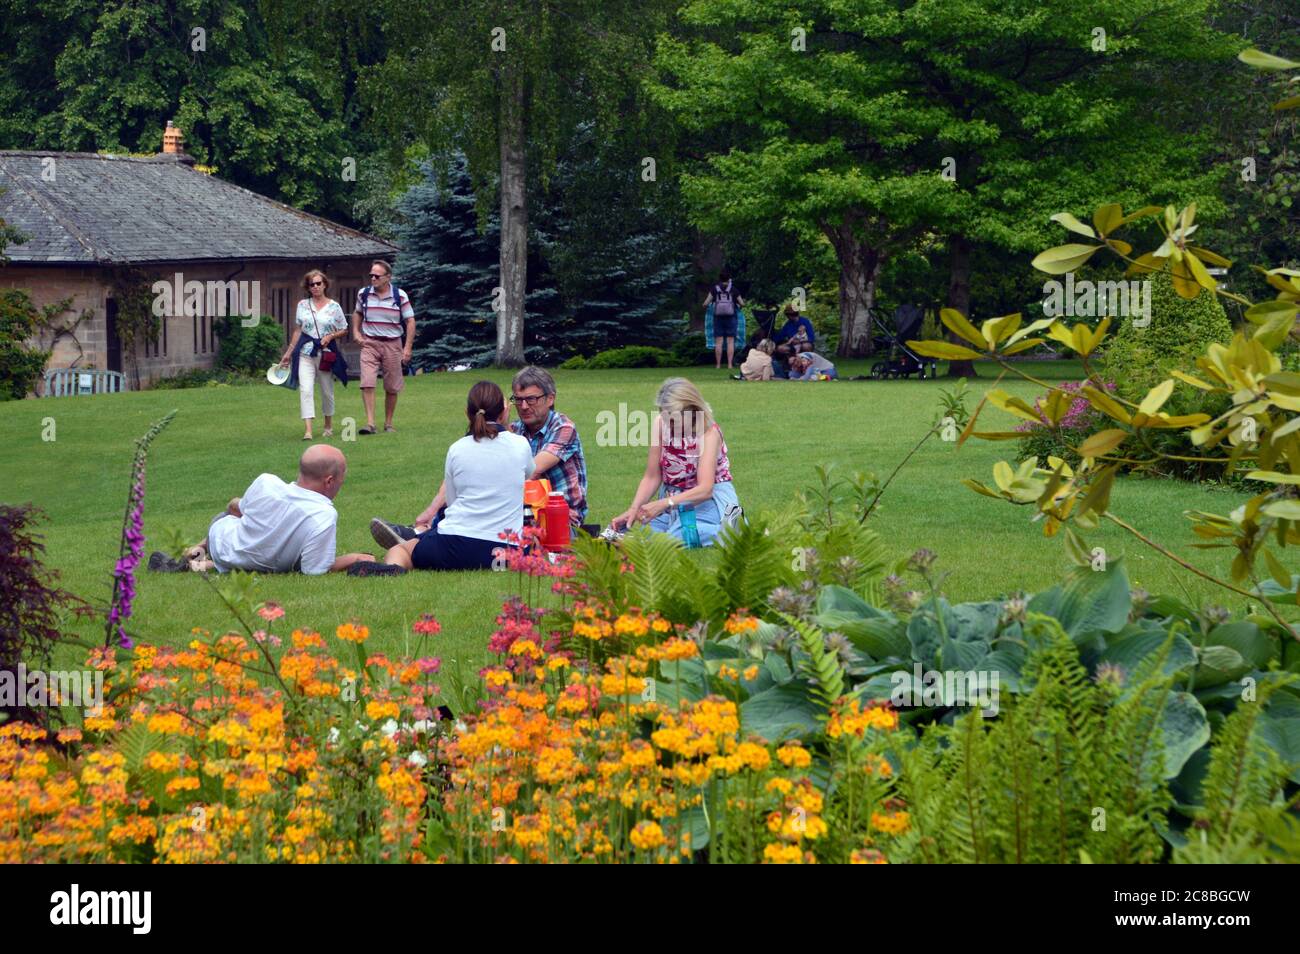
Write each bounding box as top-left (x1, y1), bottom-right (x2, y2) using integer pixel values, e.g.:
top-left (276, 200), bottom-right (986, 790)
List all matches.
top-left (359, 425), bottom-right (377, 435)
top-left (323, 428), bottom-right (334, 437)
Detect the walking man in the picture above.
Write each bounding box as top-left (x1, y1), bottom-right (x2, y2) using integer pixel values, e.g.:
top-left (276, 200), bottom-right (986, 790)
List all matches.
top-left (351, 260), bottom-right (415, 434)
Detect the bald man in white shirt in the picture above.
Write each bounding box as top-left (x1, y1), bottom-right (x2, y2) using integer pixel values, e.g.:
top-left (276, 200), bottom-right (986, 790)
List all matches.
top-left (149, 445), bottom-right (377, 575)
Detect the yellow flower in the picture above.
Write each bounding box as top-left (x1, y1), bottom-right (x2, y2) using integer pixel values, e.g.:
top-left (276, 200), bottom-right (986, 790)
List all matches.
top-left (776, 743), bottom-right (811, 769)
top-left (336, 623), bottom-right (370, 643)
top-left (630, 820), bottom-right (666, 851)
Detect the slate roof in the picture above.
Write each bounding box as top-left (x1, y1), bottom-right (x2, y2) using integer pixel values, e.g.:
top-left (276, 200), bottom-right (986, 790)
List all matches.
top-left (0, 151), bottom-right (398, 264)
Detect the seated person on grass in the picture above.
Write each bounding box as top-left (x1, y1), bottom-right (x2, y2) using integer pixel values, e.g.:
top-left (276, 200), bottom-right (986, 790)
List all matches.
top-left (350, 381), bottom-right (531, 576)
top-left (369, 365), bottom-right (589, 547)
top-left (147, 445), bottom-right (376, 575)
top-left (789, 351), bottom-right (838, 380)
top-left (772, 304), bottom-right (815, 359)
top-left (739, 339), bottom-right (776, 381)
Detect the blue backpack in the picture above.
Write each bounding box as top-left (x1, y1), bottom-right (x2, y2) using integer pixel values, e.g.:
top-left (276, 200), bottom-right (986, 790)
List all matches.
top-left (359, 284), bottom-right (407, 343)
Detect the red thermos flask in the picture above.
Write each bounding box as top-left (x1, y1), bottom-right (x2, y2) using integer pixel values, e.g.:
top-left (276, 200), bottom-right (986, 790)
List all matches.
top-left (543, 493), bottom-right (570, 551)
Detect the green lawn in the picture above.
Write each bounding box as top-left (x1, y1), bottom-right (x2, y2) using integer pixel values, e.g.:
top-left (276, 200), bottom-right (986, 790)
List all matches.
top-left (0, 359), bottom-right (1271, 675)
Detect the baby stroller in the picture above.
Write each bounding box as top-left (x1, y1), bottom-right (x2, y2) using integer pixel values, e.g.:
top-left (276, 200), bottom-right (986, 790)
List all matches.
top-left (869, 304), bottom-right (938, 379)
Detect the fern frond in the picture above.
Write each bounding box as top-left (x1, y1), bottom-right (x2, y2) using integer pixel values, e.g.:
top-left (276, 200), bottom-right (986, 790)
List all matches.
top-left (778, 612), bottom-right (844, 710)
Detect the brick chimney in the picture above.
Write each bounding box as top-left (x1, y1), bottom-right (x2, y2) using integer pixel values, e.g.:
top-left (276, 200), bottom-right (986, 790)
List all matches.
top-left (162, 121), bottom-right (185, 154)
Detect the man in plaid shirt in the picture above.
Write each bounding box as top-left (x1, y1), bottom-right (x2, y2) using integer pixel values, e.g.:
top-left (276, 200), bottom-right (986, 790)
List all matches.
top-left (505, 367), bottom-right (587, 526)
top-left (368, 367), bottom-right (589, 548)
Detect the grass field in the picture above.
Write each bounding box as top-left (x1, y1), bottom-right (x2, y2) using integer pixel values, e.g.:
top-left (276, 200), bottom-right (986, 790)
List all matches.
top-left (1, 358), bottom-right (1273, 675)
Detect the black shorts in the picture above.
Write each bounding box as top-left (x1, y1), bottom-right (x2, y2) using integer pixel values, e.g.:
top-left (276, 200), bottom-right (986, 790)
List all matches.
top-left (410, 527), bottom-right (512, 571)
top-left (713, 314), bottom-right (737, 338)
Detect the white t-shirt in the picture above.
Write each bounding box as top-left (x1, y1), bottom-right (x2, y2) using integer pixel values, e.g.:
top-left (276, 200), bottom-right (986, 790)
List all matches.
top-left (437, 431), bottom-right (534, 543)
top-left (207, 473), bottom-right (338, 575)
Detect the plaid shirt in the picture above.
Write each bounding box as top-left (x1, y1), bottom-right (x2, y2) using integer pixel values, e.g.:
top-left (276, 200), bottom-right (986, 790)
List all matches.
top-left (512, 410), bottom-right (587, 525)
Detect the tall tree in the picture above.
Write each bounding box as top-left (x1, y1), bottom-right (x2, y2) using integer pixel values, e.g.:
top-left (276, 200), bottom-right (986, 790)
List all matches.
top-left (651, 0), bottom-right (1234, 364)
top-left (367, 0), bottom-right (674, 366)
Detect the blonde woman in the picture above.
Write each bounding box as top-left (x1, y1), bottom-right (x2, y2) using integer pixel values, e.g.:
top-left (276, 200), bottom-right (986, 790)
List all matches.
top-left (280, 269), bottom-right (350, 440)
top-left (610, 377), bottom-right (742, 546)
top-left (740, 338), bottom-right (775, 381)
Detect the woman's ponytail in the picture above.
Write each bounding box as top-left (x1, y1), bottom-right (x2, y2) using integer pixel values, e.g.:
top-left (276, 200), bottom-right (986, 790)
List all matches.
top-left (467, 380), bottom-right (505, 441)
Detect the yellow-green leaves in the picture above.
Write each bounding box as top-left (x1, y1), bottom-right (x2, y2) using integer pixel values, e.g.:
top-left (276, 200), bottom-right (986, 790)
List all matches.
top-left (940, 307), bottom-right (985, 347)
top-left (1238, 48), bottom-right (1300, 71)
top-left (1092, 203), bottom-right (1123, 237)
top-left (1050, 212), bottom-right (1095, 238)
top-left (1077, 428), bottom-right (1128, 459)
top-left (907, 340), bottom-right (985, 361)
top-left (1046, 317), bottom-right (1111, 357)
top-left (1032, 243), bottom-right (1102, 275)
top-left (986, 388), bottom-right (1043, 423)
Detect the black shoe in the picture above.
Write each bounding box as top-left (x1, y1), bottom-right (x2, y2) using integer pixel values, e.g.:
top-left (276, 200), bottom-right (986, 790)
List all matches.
top-left (370, 517), bottom-right (417, 549)
top-left (148, 550), bottom-right (189, 573)
top-left (347, 561), bottom-right (408, 577)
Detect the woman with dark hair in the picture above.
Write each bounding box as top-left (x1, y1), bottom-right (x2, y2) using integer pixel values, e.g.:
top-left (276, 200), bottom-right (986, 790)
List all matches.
top-left (280, 269), bottom-right (349, 440)
top-left (350, 381), bottom-right (533, 575)
top-left (703, 269), bottom-right (745, 370)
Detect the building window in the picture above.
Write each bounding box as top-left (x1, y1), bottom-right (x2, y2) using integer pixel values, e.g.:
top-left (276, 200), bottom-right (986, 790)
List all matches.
top-left (145, 317), bottom-right (169, 358)
top-left (274, 287), bottom-right (292, 343)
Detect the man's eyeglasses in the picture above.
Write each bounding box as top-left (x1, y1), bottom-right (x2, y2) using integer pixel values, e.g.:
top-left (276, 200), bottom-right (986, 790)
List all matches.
top-left (368, 273), bottom-right (386, 280)
top-left (509, 394), bottom-right (548, 406)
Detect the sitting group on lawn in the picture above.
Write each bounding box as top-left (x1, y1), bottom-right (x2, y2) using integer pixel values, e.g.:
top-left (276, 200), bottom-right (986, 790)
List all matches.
top-left (725, 297), bottom-right (836, 382)
top-left (149, 368), bottom-right (742, 578)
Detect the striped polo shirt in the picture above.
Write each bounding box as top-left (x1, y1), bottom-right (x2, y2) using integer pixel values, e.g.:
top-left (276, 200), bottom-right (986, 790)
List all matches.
top-left (356, 286), bottom-right (414, 339)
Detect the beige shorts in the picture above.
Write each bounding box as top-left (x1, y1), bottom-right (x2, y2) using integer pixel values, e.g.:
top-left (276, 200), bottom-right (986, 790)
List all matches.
top-left (359, 336), bottom-right (405, 393)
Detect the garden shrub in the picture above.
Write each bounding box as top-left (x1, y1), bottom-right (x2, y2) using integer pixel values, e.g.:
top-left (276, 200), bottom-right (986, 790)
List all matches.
top-left (0, 505), bottom-right (83, 726)
top-left (667, 333), bottom-right (713, 366)
top-left (1103, 267), bottom-right (1234, 404)
top-left (215, 316), bottom-right (284, 374)
top-left (0, 289), bottom-right (50, 400)
top-left (1016, 380), bottom-right (1114, 467)
top-left (558, 355), bottom-right (587, 370)
top-left (583, 345), bottom-right (672, 369)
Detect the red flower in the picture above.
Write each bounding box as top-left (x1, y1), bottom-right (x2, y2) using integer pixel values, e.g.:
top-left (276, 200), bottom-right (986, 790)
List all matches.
top-left (413, 614), bottom-right (442, 635)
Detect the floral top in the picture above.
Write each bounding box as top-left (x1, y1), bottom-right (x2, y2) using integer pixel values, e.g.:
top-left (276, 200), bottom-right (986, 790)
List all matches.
top-left (659, 420), bottom-right (732, 491)
top-left (296, 299), bottom-right (348, 341)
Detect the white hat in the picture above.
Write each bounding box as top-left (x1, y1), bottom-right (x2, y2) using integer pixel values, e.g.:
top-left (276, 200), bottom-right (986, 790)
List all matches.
top-left (266, 363), bottom-right (290, 386)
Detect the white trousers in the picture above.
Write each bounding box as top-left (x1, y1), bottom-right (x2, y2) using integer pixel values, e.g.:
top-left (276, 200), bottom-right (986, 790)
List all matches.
top-left (298, 352), bottom-right (335, 420)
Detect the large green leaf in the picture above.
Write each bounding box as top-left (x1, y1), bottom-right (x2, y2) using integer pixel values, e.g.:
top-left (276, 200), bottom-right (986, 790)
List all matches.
top-left (1027, 558), bottom-right (1132, 643)
top-left (1099, 627), bottom-right (1197, 680)
top-left (1161, 692), bottom-right (1211, 779)
top-left (814, 585), bottom-right (909, 659)
top-left (1257, 714), bottom-right (1300, 784)
top-left (740, 682), bottom-right (824, 742)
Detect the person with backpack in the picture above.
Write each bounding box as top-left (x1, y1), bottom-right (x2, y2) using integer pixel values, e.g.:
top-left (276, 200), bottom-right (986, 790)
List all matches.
top-left (350, 260), bottom-right (415, 435)
top-left (704, 270), bottom-right (744, 370)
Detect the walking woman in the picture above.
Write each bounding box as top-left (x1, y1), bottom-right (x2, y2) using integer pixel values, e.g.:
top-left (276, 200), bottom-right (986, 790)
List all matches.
top-left (610, 377), bottom-right (743, 546)
top-left (351, 381), bottom-right (533, 575)
top-left (280, 269), bottom-right (350, 440)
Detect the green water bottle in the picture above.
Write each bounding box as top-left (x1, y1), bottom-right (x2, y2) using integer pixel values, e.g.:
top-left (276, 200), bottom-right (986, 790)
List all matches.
top-left (679, 502), bottom-right (701, 549)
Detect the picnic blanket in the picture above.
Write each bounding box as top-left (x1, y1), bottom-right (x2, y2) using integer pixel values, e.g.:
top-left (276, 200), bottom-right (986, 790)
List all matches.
top-left (703, 303), bottom-right (746, 345)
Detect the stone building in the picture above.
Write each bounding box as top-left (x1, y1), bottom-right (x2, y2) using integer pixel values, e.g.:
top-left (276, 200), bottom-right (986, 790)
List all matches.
top-left (0, 123), bottom-right (398, 391)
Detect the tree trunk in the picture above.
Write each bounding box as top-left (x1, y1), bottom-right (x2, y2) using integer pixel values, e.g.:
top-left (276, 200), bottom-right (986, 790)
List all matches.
top-left (945, 233), bottom-right (977, 378)
top-left (690, 231), bottom-right (726, 333)
top-left (827, 221), bottom-right (883, 358)
top-left (496, 71), bottom-right (528, 367)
